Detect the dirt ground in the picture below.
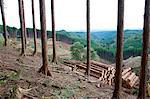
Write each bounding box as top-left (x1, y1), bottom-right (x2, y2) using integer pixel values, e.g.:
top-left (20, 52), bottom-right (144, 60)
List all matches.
top-left (0, 41), bottom-right (137, 99)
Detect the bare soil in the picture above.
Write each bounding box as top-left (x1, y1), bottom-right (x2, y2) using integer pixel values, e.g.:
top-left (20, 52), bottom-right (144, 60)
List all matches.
top-left (0, 41), bottom-right (137, 99)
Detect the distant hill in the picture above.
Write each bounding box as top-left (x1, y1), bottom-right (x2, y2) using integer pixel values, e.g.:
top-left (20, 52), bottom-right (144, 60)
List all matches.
top-left (0, 24), bottom-right (142, 42)
top-left (0, 25), bottom-right (146, 62)
top-left (69, 30), bottom-right (142, 41)
top-left (70, 30), bottom-right (144, 62)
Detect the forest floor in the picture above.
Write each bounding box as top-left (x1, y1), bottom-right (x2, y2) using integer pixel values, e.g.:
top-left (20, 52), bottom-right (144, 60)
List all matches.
top-left (0, 40), bottom-right (137, 99)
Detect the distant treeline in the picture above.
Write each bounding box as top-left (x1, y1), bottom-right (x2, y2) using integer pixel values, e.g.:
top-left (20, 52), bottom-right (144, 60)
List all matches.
top-left (0, 25), bottom-right (148, 63)
top-left (0, 25), bottom-right (74, 44)
top-left (0, 25), bottom-right (51, 38)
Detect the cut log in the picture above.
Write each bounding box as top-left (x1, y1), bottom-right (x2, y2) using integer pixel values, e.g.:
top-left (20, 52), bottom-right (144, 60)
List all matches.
top-left (126, 73), bottom-right (135, 82)
top-left (83, 62), bottom-right (107, 71)
top-left (63, 60), bottom-right (139, 88)
top-left (122, 68), bottom-right (131, 75)
top-left (90, 60), bottom-right (112, 70)
top-left (77, 64), bottom-right (103, 74)
top-left (130, 76), bottom-right (139, 88)
top-left (81, 63), bottom-right (105, 73)
top-left (122, 71), bottom-right (132, 79)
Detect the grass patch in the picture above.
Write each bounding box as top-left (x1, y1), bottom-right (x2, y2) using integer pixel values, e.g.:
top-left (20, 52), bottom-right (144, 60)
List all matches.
top-left (0, 34), bottom-right (4, 46)
top-left (132, 67), bottom-right (140, 76)
top-left (10, 84), bottom-right (18, 94)
top-left (0, 70), bottom-right (20, 85)
top-left (0, 79), bottom-right (6, 85)
top-left (52, 81), bottom-right (80, 98)
top-left (131, 87), bottom-right (139, 95)
top-left (6, 84), bottom-right (18, 98)
top-left (9, 70), bottom-right (21, 81)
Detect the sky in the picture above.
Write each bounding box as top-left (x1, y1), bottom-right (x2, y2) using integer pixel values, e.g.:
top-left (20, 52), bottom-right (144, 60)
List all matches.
top-left (0, 0), bottom-right (145, 31)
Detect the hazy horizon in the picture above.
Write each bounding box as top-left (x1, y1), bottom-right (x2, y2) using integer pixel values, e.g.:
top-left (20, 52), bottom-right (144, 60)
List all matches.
top-left (0, 0), bottom-right (145, 31)
top-left (0, 23), bottom-right (143, 33)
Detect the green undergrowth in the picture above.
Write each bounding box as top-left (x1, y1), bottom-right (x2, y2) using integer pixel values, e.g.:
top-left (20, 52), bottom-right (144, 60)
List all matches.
top-left (0, 34), bottom-right (4, 46)
top-left (51, 81), bottom-right (81, 98)
top-left (0, 70), bottom-right (21, 85)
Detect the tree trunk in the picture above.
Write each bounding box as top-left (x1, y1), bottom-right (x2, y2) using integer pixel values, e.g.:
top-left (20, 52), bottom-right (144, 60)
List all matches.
top-left (0, 0), bottom-right (8, 46)
top-left (85, 0), bottom-right (91, 78)
top-left (138, 0), bottom-right (150, 98)
top-left (18, 0), bottom-right (25, 55)
top-left (31, 0), bottom-right (37, 55)
top-left (112, 0), bottom-right (124, 98)
top-left (51, 0), bottom-right (57, 63)
top-left (22, 0), bottom-right (27, 48)
top-left (38, 0), bottom-right (52, 76)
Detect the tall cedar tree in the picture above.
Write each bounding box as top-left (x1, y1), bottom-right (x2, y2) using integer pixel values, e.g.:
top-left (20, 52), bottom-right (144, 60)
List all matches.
top-left (85, 0), bottom-right (91, 77)
top-left (22, 0), bottom-right (27, 48)
top-left (0, 0), bottom-right (8, 46)
top-left (112, 0), bottom-right (124, 98)
top-left (18, 0), bottom-right (26, 55)
top-left (51, 0), bottom-right (57, 63)
top-left (38, 0), bottom-right (52, 76)
top-left (138, 0), bottom-right (150, 98)
top-left (31, 0), bottom-right (37, 55)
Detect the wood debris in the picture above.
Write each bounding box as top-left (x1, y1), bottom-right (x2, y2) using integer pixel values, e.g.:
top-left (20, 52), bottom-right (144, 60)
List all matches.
top-left (63, 60), bottom-right (139, 89)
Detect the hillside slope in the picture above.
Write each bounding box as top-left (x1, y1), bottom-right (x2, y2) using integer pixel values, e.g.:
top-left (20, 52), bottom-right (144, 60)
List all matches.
top-left (0, 41), bottom-right (137, 98)
top-left (122, 55), bottom-right (150, 76)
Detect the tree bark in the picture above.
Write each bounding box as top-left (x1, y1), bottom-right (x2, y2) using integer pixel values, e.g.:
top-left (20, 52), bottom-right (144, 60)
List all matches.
top-left (0, 0), bottom-right (8, 46)
top-left (22, 0), bottom-right (27, 49)
top-left (112, 0), bottom-right (124, 98)
top-left (51, 0), bottom-right (57, 63)
top-left (138, 0), bottom-right (150, 98)
top-left (38, 0), bottom-right (52, 76)
top-left (18, 0), bottom-right (25, 55)
top-left (85, 0), bottom-right (91, 78)
top-left (31, 0), bottom-right (37, 55)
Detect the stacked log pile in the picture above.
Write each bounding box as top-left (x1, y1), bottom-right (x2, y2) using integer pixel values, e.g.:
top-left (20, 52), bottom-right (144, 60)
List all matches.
top-left (122, 68), bottom-right (139, 88)
top-left (63, 60), bottom-right (139, 89)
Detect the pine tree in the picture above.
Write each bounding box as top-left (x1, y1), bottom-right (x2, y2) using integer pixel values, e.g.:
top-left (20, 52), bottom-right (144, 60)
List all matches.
top-left (0, 0), bottom-right (8, 46)
top-left (85, 0), bottom-right (91, 78)
top-left (112, 0), bottom-right (124, 98)
top-left (18, 0), bottom-right (26, 55)
top-left (138, 0), bottom-right (150, 98)
top-left (51, 0), bottom-right (57, 63)
top-left (31, 0), bottom-right (37, 55)
top-left (22, 0), bottom-right (27, 48)
top-left (38, 0), bottom-right (52, 76)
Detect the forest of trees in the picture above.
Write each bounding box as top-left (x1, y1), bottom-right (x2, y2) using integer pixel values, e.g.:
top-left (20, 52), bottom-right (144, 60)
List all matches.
top-left (0, 25), bottom-right (148, 63)
top-left (0, 0), bottom-right (149, 98)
